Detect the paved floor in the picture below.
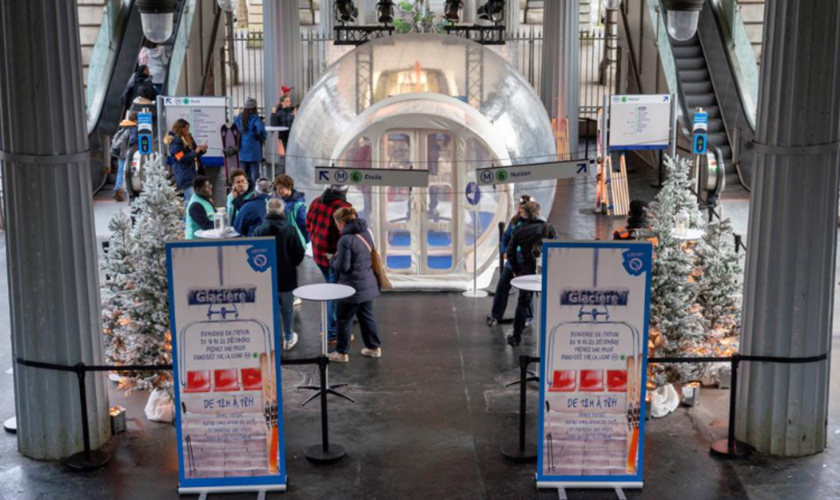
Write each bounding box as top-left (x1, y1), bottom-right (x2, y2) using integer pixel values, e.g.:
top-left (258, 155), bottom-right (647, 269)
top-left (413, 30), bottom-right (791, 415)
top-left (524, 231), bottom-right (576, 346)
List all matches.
top-left (0, 165), bottom-right (838, 500)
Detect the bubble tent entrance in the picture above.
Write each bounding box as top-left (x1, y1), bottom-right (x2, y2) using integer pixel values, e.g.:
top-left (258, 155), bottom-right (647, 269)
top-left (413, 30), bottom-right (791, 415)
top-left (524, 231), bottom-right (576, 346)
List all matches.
top-left (287, 34), bottom-right (557, 290)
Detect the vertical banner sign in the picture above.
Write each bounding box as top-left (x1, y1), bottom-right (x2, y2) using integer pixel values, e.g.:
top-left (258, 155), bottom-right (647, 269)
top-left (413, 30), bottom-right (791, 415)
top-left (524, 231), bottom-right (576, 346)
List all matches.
top-left (537, 241), bottom-right (652, 491)
top-left (167, 239), bottom-right (287, 494)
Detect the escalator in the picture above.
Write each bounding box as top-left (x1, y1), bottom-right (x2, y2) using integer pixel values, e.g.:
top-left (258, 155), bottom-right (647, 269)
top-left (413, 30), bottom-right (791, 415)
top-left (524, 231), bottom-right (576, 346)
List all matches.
top-left (619, 0), bottom-right (759, 196)
top-left (86, 0), bottom-right (190, 194)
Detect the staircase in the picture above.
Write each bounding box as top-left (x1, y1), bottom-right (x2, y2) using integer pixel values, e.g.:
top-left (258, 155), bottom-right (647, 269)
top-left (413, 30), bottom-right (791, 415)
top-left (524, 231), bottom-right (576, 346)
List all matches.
top-left (78, 0), bottom-right (108, 90)
top-left (738, 0), bottom-right (765, 65)
top-left (672, 35), bottom-right (743, 192)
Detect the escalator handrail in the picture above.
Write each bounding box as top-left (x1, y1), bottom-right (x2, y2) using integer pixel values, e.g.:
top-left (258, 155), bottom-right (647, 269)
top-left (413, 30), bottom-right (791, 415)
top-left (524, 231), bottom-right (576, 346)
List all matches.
top-left (704, 0), bottom-right (757, 131)
top-left (199, 6), bottom-right (224, 96)
top-left (618, 5), bottom-right (644, 94)
top-left (86, 0), bottom-right (137, 135)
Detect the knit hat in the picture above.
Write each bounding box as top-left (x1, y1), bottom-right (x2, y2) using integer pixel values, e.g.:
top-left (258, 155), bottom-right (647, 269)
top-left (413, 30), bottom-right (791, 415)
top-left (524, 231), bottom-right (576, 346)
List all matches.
top-left (332, 184), bottom-right (350, 192)
top-left (256, 177), bottom-right (273, 195)
top-left (244, 97), bottom-right (258, 110)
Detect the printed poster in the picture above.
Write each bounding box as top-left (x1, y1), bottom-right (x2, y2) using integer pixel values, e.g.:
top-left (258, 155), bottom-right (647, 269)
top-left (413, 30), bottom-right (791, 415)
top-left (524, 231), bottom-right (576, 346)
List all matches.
top-left (167, 239), bottom-right (286, 494)
top-left (537, 241), bottom-right (652, 489)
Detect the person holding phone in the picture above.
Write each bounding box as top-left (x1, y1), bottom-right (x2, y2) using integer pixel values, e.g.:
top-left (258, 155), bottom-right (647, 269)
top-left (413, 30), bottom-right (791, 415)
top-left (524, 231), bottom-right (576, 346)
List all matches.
top-left (165, 118), bottom-right (207, 201)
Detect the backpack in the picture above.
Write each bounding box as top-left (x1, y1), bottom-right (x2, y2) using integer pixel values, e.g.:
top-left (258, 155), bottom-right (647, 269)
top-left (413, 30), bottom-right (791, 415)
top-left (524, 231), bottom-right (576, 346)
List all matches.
top-left (110, 127), bottom-right (131, 159)
top-left (532, 221), bottom-right (558, 261)
top-left (287, 201), bottom-right (307, 248)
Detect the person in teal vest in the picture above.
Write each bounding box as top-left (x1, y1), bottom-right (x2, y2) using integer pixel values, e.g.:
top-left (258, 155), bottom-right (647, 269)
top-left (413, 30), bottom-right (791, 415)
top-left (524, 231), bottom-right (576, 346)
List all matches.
top-left (226, 167), bottom-right (254, 223)
top-left (185, 176), bottom-right (216, 240)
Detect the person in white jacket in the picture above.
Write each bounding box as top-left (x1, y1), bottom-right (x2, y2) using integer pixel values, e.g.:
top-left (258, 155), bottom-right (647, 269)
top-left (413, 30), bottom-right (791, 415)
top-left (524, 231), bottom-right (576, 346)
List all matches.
top-left (138, 40), bottom-right (170, 94)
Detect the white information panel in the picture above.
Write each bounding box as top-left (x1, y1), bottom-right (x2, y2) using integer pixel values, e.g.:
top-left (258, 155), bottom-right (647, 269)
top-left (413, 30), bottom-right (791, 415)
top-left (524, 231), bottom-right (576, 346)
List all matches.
top-left (158, 96), bottom-right (232, 166)
top-left (608, 94), bottom-right (673, 151)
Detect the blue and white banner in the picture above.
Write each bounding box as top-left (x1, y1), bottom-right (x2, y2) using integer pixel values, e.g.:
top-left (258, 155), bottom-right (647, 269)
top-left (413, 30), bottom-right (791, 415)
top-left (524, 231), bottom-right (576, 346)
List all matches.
top-left (167, 238), bottom-right (286, 494)
top-left (537, 241), bottom-right (652, 490)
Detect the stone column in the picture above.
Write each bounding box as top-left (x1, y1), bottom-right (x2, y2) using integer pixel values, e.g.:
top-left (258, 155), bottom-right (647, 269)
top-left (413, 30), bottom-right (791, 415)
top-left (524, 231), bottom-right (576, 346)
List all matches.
top-left (737, 0), bottom-right (840, 456)
top-left (505, 0), bottom-right (520, 36)
top-left (320, 0), bottom-right (336, 37)
top-left (263, 0), bottom-right (302, 168)
top-left (0, 0), bottom-right (110, 459)
top-left (540, 0), bottom-right (579, 155)
top-left (462, 0), bottom-right (476, 24)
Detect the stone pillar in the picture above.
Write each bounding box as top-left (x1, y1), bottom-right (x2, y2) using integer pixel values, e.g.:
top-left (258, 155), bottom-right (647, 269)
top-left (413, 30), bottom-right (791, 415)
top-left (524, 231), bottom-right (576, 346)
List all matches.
top-left (736, 0), bottom-right (840, 456)
top-left (360, 0), bottom-right (378, 24)
top-left (263, 0), bottom-right (302, 167)
top-left (320, 0), bottom-right (335, 37)
top-left (462, 0), bottom-right (476, 24)
top-left (0, 0), bottom-right (110, 459)
top-left (505, 0), bottom-right (520, 36)
top-left (540, 0), bottom-right (579, 155)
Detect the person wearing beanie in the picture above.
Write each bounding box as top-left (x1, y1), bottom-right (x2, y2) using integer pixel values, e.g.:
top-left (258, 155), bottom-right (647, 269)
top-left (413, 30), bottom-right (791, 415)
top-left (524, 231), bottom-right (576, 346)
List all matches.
top-left (110, 111), bottom-right (138, 202)
top-left (233, 177), bottom-right (273, 237)
top-left (235, 97), bottom-right (267, 183)
top-left (487, 195), bottom-right (534, 327)
top-left (614, 199), bottom-right (651, 240)
top-left (306, 184), bottom-right (352, 343)
top-left (270, 91), bottom-right (296, 151)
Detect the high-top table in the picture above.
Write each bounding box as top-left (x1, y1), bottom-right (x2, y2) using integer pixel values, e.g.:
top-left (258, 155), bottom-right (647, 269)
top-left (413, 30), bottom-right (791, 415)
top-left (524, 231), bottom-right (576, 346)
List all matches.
top-left (511, 274), bottom-right (543, 383)
top-left (293, 283), bottom-right (356, 406)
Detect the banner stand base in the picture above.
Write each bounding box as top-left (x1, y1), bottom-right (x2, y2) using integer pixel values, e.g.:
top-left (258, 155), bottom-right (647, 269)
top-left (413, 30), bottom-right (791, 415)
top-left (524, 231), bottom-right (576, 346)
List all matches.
top-left (462, 290), bottom-right (488, 298)
top-left (305, 443), bottom-right (346, 464)
top-left (501, 441), bottom-right (537, 463)
top-left (3, 417), bottom-right (16, 433)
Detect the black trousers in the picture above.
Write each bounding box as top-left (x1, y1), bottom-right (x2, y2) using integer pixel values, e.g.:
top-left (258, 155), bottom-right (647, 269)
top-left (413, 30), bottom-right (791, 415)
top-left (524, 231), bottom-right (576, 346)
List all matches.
top-left (335, 300), bottom-right (382, 354)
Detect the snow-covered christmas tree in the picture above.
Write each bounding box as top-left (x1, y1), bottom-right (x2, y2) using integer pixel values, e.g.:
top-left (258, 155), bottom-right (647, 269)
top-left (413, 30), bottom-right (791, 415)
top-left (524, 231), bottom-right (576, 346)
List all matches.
top-left (646, 155), bottom-right (705, 386)
top-left (101, 210), bottom-right (136, 367)
top-left (694, 217), bottom-right (742, 358)
top-left (115, 155), bottom-right (184, 391)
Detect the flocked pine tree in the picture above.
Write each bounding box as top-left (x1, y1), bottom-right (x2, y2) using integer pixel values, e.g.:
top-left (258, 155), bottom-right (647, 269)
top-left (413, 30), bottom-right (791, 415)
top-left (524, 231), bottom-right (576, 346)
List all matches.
top-left (117, 155), bottom-right (184, 391)
top-left (694, 218), bottom-right (742, 357)
top-left (101, 210), bottom-right (137, 367)
top-left (645, 155), bottom-right (705, 385)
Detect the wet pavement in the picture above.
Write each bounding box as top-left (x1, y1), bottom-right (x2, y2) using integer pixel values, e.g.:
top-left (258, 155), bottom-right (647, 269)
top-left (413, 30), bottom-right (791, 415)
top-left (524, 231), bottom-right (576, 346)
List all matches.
top-left (0, 164), bottom-right (836, 500)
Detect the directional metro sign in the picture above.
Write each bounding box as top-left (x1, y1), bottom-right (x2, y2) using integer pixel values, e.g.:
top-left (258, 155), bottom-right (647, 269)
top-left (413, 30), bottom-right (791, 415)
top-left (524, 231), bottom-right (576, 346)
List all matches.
top-left (475, 160), bottom-right (594, 186)
top-left (314, 167), bottom-right (429, 188)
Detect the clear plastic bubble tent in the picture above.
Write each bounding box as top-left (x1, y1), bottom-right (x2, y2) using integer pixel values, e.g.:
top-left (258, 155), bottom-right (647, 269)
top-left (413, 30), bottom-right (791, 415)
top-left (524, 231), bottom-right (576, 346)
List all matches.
top-left (288, 34), bottom-right (557, 290)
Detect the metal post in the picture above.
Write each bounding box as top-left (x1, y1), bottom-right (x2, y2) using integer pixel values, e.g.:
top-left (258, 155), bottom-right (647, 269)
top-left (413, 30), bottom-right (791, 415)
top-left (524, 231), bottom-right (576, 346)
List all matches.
top-left (498, 221), bottom-right (506, 272)
top-left (710, 355), bottom-right (749, 458)
top-left (66, 364), bottom-right (109, 470)
top-left (501, 355), bottom-right (538, 462)
top-left (304, 355), bottom-right (347, 464)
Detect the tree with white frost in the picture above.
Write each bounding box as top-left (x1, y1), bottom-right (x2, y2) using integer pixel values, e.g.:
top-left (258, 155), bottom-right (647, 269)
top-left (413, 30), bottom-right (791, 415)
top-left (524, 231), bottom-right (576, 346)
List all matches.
top-left (116, 155), bottom-right (184, 391)
top-left (101, 210), bottom-right (136, 367)
top-left (645, 155), bottom-right (705, 386)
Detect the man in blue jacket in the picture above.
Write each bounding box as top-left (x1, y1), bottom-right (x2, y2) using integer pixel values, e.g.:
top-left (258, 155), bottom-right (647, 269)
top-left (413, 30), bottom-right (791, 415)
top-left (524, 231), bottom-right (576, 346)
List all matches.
top-left (234, 177), bottom-right (272, 237)
top-left (272, 173), bottom-right (309, 245)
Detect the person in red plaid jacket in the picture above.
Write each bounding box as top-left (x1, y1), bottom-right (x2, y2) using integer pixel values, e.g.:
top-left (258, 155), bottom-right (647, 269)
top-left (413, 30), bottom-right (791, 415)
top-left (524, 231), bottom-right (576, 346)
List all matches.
top-left (306, 184), bottom-right (352, 341)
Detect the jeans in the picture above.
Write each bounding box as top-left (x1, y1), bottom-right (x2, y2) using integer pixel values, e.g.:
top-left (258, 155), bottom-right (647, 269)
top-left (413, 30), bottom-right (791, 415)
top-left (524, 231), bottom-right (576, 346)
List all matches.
top-left (278, 291), bottom-right (295, 340)
top-left (317, 263), bottom-right (338, 340)
top-left (242, 161), bottom-right (261, 183)
top-left (183, 187), bottom-right (194, 203)
top-left (335, 300), bottom-right (381, 355)
top-left (115, 158), bottom-right (126, 191)
top-left (512, 289), bottom-right (534, 339)
top-left (490, 261), bottom-right (533, 321)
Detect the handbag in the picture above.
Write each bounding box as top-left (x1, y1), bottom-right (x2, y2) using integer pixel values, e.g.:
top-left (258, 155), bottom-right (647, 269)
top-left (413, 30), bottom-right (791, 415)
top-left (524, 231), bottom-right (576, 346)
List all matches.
top-left (355, 229), bottom-right (393, 291)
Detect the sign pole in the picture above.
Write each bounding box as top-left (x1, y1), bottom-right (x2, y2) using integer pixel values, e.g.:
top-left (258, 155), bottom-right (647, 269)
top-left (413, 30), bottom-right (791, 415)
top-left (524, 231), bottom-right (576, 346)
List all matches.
top-left (463, 180), bottom-right (488, 299)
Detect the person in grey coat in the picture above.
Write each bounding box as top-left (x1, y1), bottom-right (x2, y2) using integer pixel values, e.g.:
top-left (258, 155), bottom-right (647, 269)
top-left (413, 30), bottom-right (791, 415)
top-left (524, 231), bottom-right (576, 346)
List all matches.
top-left (328, 207), bottom-right (382, 362)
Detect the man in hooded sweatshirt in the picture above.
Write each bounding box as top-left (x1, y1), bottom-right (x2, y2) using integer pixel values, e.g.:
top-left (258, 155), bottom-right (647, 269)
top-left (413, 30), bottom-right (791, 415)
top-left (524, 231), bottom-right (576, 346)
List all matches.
top-left (307, 184), bottom-right (352, 343)
top-left (234, 177), bottom-right (272, 237)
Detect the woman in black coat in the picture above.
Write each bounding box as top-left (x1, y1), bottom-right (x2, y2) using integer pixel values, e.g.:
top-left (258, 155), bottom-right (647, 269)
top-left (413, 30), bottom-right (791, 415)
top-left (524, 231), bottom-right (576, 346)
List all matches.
top-left (254, 199), bottom-right (305, 351)
top-left (328, 207), bottom-right (382, 362)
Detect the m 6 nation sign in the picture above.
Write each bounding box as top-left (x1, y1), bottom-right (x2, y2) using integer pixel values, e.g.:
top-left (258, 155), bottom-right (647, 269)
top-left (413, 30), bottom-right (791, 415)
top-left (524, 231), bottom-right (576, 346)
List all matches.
top-left (475, 160), bottom-right (593, 186)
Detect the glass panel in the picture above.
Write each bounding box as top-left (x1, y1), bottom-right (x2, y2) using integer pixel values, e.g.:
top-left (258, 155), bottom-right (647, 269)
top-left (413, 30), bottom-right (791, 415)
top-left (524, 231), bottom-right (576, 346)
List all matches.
top-left (425, 132), bottom-right (455, 271)
top-left (341, 137), bottom-right (372, 221)
top-left (381, 132), bottom-right (415, 272)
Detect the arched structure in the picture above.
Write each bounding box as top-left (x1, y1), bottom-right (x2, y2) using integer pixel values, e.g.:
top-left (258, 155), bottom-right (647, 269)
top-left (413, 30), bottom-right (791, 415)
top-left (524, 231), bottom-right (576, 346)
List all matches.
top-left (288, 34), bottom-right (556, 289)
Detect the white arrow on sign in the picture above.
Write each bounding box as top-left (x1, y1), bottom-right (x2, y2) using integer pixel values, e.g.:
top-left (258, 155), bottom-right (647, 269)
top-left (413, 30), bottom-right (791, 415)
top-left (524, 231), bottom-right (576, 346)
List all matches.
top-left (475, 159), bottom-right (594, 186)
top-left (314, 167), bottom-right (429, 188)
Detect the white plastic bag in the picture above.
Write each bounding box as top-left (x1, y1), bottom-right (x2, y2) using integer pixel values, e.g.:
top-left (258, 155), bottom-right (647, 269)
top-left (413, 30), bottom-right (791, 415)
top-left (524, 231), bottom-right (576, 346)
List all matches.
top-left (650, 384), bottom-right (680, 418)
top-left (144, 388), bottom-right (175, 423)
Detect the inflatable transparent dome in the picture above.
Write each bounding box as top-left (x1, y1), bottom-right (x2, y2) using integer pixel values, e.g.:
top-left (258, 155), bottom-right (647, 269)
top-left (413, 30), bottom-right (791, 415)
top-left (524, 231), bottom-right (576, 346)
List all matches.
top-left (288, 34), bottom-right (557, 290)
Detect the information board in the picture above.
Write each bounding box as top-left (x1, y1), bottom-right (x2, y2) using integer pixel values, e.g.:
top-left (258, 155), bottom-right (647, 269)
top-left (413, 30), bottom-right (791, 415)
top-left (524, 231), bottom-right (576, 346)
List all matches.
top-left (537, 241), bottom-right (652, 491)
top-left (167, 239), bottom-right (286, 494)
top-left (159, 96), bottom-right (231, 167)
top-left (608, 94), bottom-right (673, 151)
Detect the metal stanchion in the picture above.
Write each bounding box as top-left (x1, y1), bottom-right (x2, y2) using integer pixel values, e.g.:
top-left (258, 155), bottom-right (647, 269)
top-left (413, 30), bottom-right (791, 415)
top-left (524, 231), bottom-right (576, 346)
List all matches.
top-left (66, 363), bottom-right (110, 471)
top-left (304, 355), bottom-right (346, 464)
top-left (501, 355), bottom-right (538, 463)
